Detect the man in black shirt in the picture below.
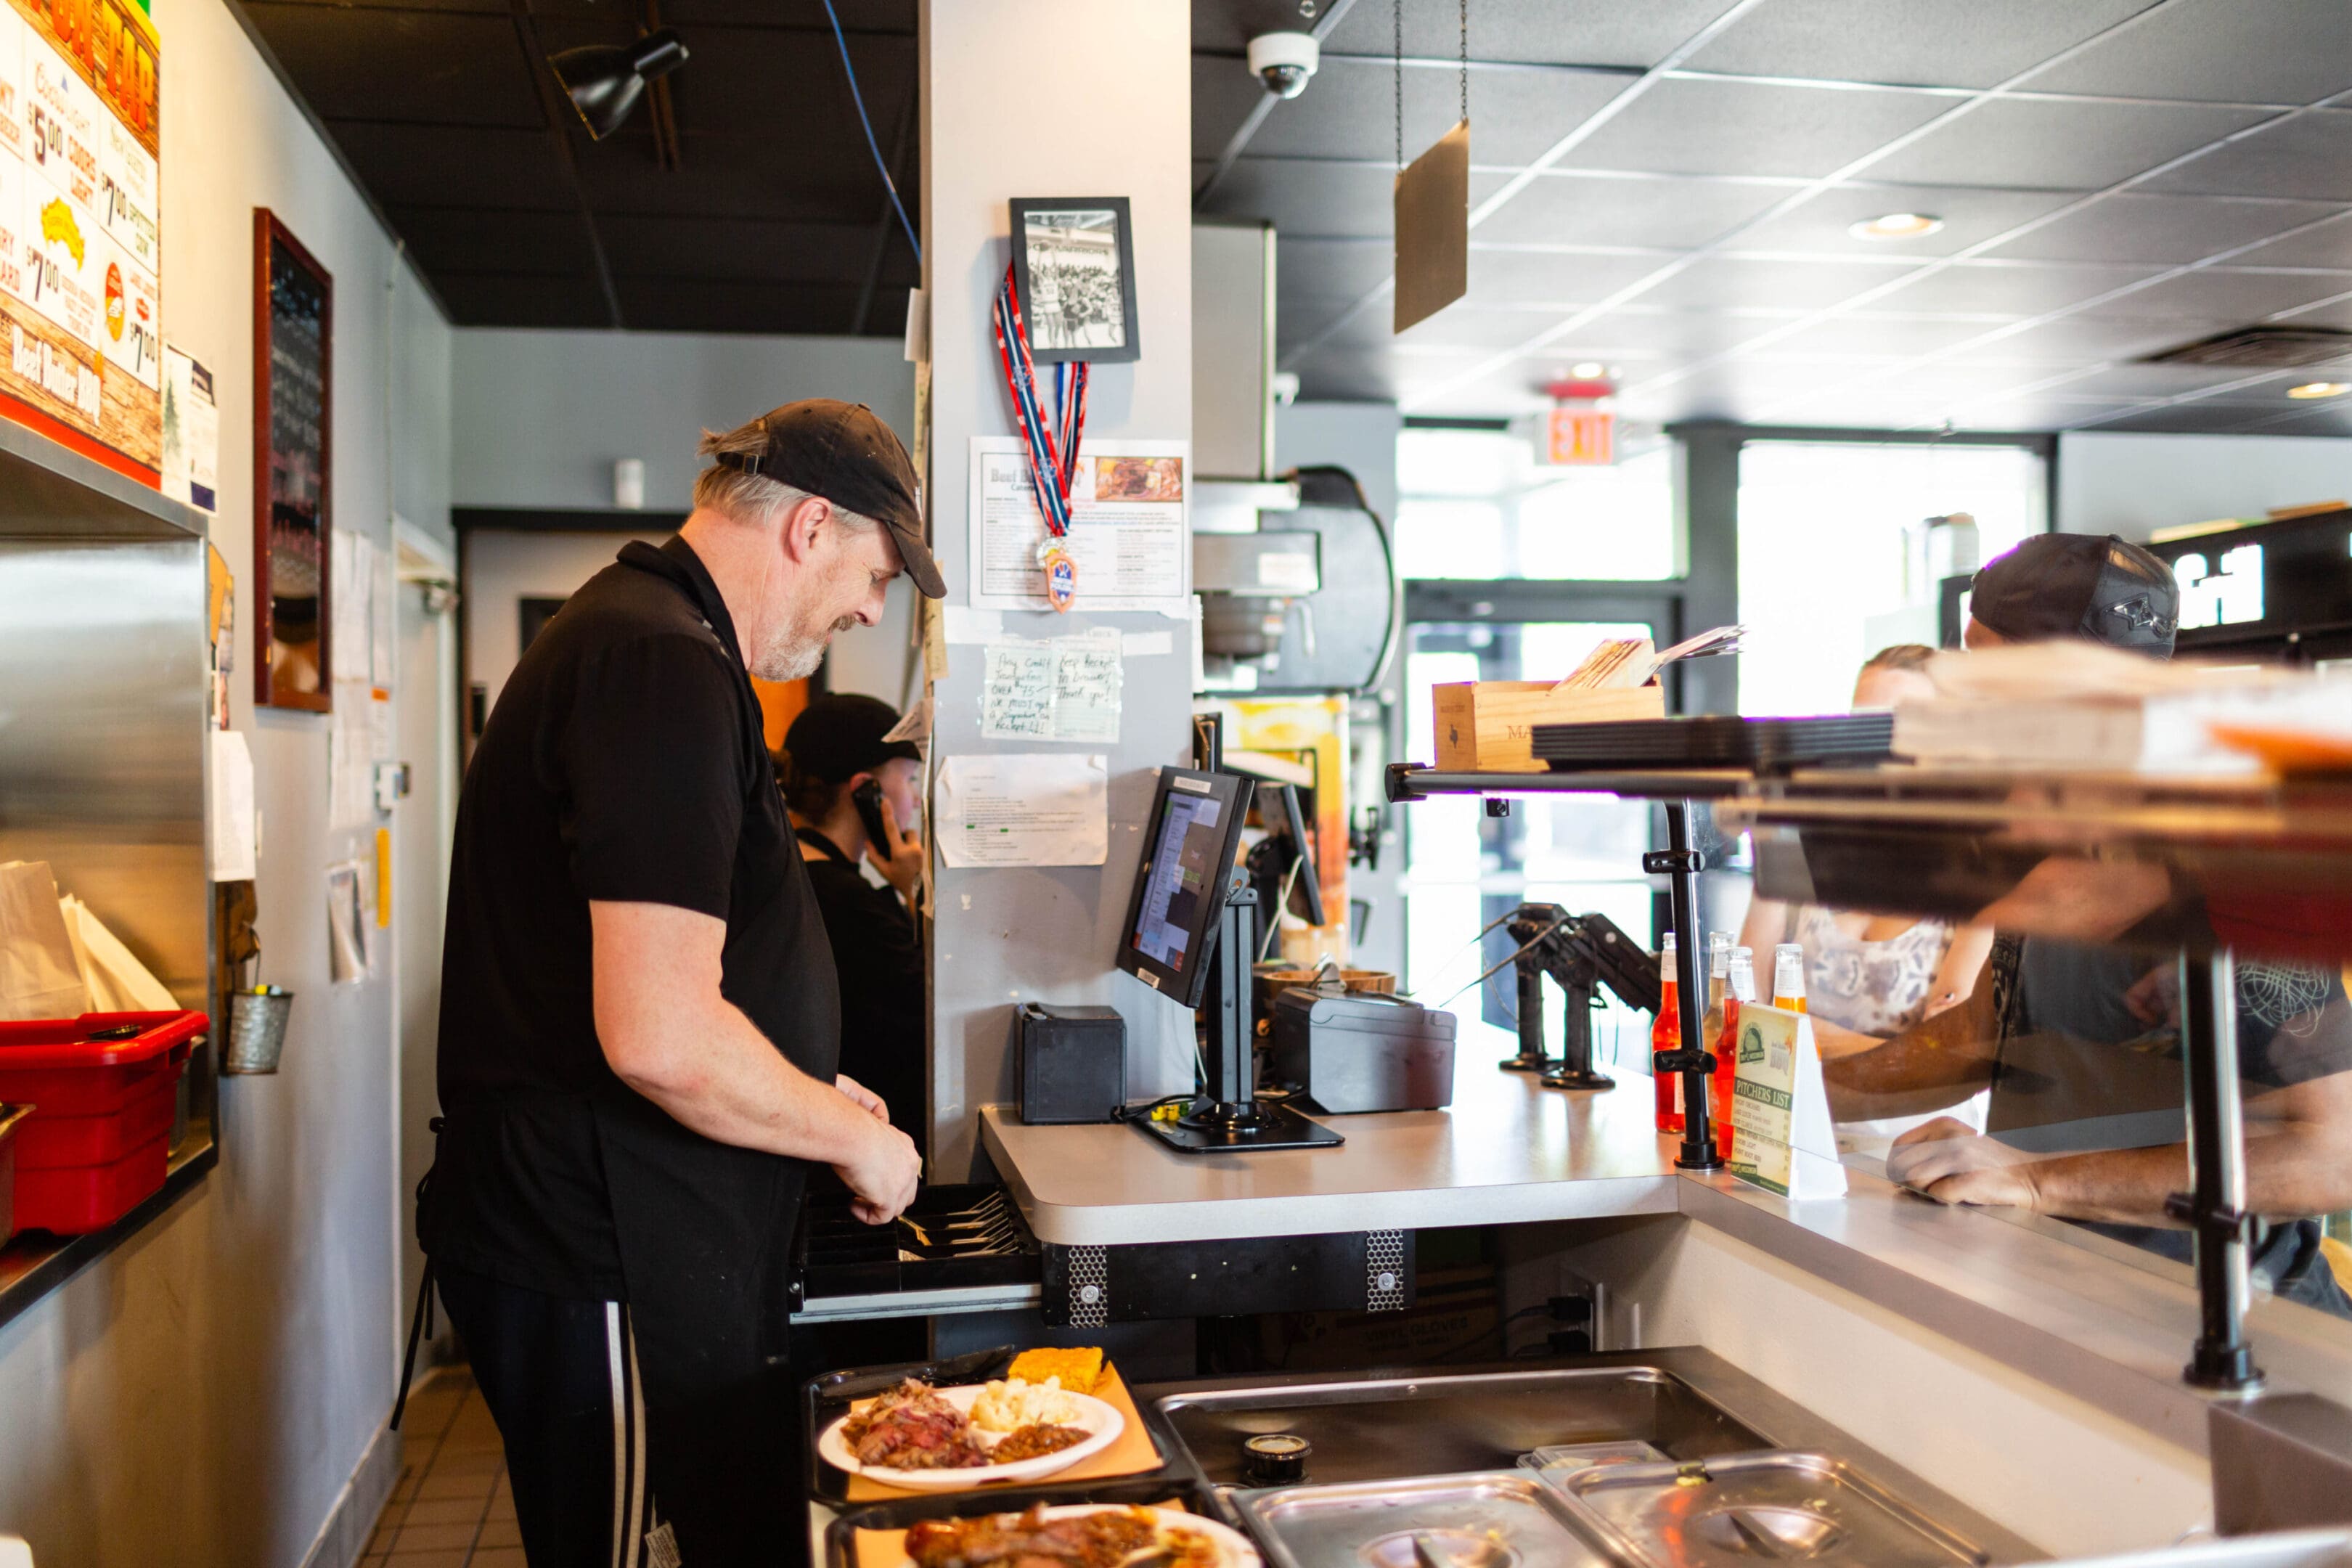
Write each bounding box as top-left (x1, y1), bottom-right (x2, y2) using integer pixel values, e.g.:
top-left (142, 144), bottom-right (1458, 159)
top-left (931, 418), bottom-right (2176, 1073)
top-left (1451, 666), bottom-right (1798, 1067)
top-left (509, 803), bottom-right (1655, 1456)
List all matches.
top-left (777, 695), bottom-right (928, 1161)
top-left (419, 400), bottom-right (943, 1567)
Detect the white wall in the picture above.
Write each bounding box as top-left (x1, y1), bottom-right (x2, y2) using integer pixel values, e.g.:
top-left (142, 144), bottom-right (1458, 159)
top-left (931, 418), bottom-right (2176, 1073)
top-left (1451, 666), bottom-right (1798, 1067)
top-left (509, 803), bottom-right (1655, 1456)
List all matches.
top-left (449, 328), bottom-right (920, 706)
top-left (2059, 430), bottom-right (2352, 542)
top-left (920, 0), bottom-right (1196, 1175)
top-left (0, 0), bottom-right (452, 1561)
top-left (464, 529), bottom-right (671, 713)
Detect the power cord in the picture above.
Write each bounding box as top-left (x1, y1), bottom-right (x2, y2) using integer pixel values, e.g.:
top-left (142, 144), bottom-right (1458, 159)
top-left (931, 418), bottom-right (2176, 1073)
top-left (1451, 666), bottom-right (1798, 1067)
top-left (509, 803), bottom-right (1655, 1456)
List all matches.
top-left (820, 0), bottom-right (921, 266)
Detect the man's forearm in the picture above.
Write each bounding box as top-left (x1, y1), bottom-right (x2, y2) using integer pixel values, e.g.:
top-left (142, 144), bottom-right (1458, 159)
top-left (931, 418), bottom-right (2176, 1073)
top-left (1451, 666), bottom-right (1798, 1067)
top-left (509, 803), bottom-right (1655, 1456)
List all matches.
top-left (2025, 1124), bottom-right (2352, 1228)
top-left (615, 995), bottom-right (868, 1164)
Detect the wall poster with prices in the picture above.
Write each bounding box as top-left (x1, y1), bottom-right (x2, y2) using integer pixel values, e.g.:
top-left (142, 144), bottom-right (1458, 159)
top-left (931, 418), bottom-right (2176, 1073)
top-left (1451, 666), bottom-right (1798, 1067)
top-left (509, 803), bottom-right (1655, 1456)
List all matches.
top-left (0, 0), bottom-right (158, 481)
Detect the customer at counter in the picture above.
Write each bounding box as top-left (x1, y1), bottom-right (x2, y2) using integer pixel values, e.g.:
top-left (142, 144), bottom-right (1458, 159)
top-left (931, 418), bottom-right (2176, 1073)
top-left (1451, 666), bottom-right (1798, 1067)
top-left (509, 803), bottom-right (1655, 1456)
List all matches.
top-left (778, 693), bottom-right (928, 1160)
top-left (1824, 534), bottom-right (2352, 1315)
top-left (418, 401), bottom-right (942, 1565)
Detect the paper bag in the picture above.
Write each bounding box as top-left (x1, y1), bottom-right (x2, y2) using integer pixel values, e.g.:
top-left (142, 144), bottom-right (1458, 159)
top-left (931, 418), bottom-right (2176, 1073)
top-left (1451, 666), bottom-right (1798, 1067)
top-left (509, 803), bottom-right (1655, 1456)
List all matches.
top-left (0, 860), bottom-right (91, 1020)
top-left (61, 896), bottom-right (176, 1012)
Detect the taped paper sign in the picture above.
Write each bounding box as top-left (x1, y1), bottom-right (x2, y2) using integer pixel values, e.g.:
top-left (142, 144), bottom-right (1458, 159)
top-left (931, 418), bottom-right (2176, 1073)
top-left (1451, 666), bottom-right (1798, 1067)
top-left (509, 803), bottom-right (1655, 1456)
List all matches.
top-left (935, 752), bottom-right (1107, 867)
top-left (968, 436), bottom-right (1190, 613)
top-left (978, 627), bottom-right (1122, 743)
top-left (1728, 1004), bottom-right (1848, 1200)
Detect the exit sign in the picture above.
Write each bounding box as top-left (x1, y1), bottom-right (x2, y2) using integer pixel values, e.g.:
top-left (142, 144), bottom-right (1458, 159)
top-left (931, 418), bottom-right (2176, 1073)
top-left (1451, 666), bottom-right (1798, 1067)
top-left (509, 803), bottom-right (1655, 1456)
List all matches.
top-left (1545, 407), bottom-right (1614, 465)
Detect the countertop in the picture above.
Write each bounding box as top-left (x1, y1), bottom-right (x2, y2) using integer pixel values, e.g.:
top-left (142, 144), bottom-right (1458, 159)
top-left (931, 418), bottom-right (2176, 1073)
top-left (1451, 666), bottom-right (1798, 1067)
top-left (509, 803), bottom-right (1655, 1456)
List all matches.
top-left (979, 1042), bottom-right (1681, 1246)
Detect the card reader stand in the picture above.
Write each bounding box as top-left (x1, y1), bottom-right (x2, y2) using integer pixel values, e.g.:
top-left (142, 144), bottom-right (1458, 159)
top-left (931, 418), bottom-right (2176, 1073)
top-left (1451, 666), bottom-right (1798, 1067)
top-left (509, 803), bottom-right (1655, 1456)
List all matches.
top-left (1134, 877), bottom-right (1344, 1155)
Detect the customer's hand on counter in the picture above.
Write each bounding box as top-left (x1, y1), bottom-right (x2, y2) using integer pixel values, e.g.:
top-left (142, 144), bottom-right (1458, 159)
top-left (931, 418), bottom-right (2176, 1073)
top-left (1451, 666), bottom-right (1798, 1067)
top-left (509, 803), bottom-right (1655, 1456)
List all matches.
top-left (835, 1111), bottom-right (920, 1226)
top-left (1887, 1117), bottom-right (2042, 1212)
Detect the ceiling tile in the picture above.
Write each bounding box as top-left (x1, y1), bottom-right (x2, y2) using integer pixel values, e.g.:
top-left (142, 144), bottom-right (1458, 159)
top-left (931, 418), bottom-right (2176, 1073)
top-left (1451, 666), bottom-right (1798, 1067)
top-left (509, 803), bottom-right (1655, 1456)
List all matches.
top-left (1471, 171), bottom-right (1792, 248)
top-left (1315, 303), bottom-right (1569, 354)
top-left (1937, 314), bottom-right (2244, 364)
top-left (1463, 248), bottom-right (1679, 308)
top-left (1760, 311), bottom-right (2029, 359)
top-left (1628, 255), bottom-right (1919, 314)
top-left (1549, 309), bottom-right (1813, 364)
top-left (1278, 237), bottom-right (1395, 303)
top-left (657, 0), bottom-right (914, 25)
top-left (245, 6), bottom-right (542, 126)
top-left (1867, 259), bottom-right (2167, 314)
top-left (1861, 98), bottom-right (2270, 190)
top-left (1248, 58), bottom-right (1629, 168)
top-left (571, 132), bottom-right (885, 223)
top-left (2073, 266), bottom-right (2352, 320)
top-left (2024, 0), bottom-right (2352, 106)
top-left (1980, 192), bottom-right (2347, 264)
top-left (2091, 401), bottom-right (2325, 434)
top-left (328, 123), bottom-right (573, 209)
top-left (1729, 182), bottom-right (2083, 258)
top-left (1681, 0), bottom-right (2154, 90)
top-left (2022, 363), bottom-right (2306, 401)
top-left (2266, 293), bottom-right (2352, 328)
top-left (1320, 0), bottom-right (1746, 69)
top-left (2227, 212), bottom-right (2352, 269)
top-left (1193, 56), bottom-right (1268, 161)
top-left (2137, 111), bottom-right (2352, 200)
top-left (1194, 0), bottom-right (1339, 54)
top-left (1204, 159), bottom-right (1506, 238)
top-left (435, 272), bottom-right (613, 329)
top-left (1561, 77), bottom-right (1955, 179)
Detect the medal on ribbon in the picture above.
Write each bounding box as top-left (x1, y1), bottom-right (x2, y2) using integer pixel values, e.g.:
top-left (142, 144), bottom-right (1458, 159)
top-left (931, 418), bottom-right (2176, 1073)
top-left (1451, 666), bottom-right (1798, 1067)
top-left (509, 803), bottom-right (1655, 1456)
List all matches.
top-left (992, 261), bottom-right (1089, 610)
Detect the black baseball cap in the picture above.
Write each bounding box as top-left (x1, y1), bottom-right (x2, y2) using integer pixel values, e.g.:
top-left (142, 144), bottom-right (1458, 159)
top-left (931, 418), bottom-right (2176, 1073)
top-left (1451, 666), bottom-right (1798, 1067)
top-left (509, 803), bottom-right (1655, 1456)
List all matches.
top-left (1970, 533), bottom-right (2179, 657)
top-left (709, 399), bottom-right (944, 599)
top-left (783, 693), bottom-right (920, 783)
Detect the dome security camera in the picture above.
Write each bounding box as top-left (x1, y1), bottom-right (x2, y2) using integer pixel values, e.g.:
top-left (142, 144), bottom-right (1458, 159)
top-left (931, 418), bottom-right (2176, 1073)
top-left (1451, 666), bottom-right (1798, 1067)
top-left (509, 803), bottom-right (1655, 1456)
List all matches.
top-left (1247, 32), bottom-right (1320, 99)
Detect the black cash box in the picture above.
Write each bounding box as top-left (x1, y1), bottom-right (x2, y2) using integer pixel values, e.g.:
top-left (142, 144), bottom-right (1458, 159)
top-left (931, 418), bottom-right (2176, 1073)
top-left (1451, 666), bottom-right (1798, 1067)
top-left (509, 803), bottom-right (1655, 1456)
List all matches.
top-left (1016, 1002), bottom-right (1126, 1124)
top-left (1269, 987), bottom-right (1457, 1114)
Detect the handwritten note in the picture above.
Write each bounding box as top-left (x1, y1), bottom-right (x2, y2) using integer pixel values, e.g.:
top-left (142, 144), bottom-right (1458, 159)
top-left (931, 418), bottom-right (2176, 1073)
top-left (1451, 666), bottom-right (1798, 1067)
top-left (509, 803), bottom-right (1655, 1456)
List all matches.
top-left (979, 628), bottom-right (1122, 742)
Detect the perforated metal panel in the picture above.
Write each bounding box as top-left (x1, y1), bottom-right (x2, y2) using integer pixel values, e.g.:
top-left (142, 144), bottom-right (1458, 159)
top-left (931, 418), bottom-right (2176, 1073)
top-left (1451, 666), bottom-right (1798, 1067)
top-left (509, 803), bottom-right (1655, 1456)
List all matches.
top-left (1365, 1230), bottom-right (1407, 1312)
top-left (1065, 1244), bottom-right (1109, 1328)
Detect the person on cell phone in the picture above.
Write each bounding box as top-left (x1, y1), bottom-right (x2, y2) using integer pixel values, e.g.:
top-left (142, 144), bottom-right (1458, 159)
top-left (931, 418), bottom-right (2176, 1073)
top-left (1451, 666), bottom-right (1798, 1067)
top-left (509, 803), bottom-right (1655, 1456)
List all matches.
top-left (777, 694), bottom-right (928, 1161)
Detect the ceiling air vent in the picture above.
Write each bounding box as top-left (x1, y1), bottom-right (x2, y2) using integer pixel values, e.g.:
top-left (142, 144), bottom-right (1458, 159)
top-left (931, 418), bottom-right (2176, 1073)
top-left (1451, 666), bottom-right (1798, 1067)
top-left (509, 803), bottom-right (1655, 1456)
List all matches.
top-left (2142, 325), bottom-right (2352, 369)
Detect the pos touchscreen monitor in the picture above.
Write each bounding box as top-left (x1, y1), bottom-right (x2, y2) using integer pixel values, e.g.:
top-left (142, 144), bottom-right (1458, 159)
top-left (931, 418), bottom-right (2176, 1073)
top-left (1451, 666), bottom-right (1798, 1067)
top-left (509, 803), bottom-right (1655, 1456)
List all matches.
top-left (1115, 767), bottom-right (1251, 1012)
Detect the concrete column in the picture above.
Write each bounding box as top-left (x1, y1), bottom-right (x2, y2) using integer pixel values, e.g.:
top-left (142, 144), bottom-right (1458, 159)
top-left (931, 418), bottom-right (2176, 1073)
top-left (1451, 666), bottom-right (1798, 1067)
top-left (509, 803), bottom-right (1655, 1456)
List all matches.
top-left (919, 1), bottom-right (1194, 1177)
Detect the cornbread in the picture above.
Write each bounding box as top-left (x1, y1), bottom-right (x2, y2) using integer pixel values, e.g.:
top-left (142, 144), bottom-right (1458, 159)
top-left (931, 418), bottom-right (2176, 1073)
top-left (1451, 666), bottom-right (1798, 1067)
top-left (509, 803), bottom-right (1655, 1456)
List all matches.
top-left (1006, 1347), bottom-right (1105, 1395)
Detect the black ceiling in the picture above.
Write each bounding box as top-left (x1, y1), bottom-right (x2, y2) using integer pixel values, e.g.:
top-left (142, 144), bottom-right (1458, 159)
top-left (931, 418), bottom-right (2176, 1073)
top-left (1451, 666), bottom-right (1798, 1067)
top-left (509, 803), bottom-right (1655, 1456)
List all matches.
top-left (242, 0), bottom-right (920, 335)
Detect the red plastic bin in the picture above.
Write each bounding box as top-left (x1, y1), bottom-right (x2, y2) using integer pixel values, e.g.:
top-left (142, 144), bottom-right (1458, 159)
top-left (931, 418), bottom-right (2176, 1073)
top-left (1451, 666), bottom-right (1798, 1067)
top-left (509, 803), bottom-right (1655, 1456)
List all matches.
top-left (0, 1010), bottom-right (205, 1236)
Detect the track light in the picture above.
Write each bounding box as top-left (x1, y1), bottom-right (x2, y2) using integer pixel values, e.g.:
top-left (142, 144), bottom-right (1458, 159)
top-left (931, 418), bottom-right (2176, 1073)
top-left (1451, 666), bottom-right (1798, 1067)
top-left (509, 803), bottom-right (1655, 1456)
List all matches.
top-left (548, 28), bottom-right (688, 141)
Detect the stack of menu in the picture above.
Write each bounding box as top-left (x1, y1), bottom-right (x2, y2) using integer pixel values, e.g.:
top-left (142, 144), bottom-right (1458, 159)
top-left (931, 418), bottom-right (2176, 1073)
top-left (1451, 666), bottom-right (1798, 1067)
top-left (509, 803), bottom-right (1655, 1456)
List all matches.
top-left (1892, 643), bottom-right (2348, 775)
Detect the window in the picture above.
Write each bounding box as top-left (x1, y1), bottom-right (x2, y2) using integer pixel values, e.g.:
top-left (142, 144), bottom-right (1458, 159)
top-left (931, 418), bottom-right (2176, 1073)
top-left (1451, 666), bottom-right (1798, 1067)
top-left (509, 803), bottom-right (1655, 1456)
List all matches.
top-left (1736, 441), bottom-right (2046, 716)
top-left (1394, 426), bottom-right (1675, 581)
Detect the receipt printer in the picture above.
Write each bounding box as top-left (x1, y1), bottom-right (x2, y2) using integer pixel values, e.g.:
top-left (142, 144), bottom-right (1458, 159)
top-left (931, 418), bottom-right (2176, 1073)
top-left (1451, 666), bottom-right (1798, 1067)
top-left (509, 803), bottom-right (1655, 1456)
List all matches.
top-left (1268, 989), bottom-right (1456, 1114)
top-left (1016, 1003), bottom-right (1126, 1124)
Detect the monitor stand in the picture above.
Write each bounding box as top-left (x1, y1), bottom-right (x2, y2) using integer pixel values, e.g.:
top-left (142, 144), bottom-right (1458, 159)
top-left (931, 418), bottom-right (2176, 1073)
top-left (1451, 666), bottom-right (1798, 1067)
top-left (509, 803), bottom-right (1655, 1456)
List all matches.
top-left (1133, 878), bottom-right (1344, 1156)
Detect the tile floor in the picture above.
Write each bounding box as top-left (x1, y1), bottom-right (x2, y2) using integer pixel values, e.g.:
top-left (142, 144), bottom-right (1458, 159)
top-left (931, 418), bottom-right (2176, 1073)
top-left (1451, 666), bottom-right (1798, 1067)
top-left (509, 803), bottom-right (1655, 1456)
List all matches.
top-left (362, 1370), bottom-right (523, 1566)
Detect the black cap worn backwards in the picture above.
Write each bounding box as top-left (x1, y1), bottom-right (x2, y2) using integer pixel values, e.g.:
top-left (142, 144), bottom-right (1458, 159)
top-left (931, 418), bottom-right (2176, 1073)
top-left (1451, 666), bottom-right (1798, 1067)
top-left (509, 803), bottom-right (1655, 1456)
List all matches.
top-left (1970, 532), bottom-right (2180, 658)
top-left (783, 694), bottom-right (920, 783)
top-left (709, 399), bottom-right (944, 599)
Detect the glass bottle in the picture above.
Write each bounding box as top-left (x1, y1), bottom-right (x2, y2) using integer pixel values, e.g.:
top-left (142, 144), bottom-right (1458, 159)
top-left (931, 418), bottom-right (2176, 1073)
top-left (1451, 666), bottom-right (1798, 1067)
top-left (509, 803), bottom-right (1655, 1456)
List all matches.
top-left (1773, 943), bottom-right (1808, 1013)
top-left (1712, 947), bottom-right (1756, 1159)
top-left (1651, 932), bottom-right (1683, 1134)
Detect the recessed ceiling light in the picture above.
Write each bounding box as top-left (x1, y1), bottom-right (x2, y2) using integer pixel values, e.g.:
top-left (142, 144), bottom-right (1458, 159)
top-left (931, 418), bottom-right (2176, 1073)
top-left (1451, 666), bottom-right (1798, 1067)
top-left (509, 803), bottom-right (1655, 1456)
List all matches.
top-left (2287, 381), bottom-right (2351, 399)
top-left (1849, 212), bottom-right (1945, 240)
top-left (1570, 361), bottom-right (1606, 379)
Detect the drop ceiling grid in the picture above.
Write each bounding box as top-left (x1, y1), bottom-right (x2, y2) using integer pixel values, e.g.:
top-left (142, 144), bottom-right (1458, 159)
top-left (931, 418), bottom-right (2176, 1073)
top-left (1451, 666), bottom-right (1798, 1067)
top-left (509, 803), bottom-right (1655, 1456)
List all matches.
top-left (1195, 0), bottom-right (2352, 431)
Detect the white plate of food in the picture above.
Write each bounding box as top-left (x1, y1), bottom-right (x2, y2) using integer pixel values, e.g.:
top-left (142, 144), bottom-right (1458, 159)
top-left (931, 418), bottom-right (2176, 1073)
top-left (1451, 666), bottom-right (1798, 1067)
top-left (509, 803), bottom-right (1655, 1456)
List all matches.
top-left (820, 1377), bottom-right (1126, 1491)
top-left (899, 1503), bottom-right (1260, 1568)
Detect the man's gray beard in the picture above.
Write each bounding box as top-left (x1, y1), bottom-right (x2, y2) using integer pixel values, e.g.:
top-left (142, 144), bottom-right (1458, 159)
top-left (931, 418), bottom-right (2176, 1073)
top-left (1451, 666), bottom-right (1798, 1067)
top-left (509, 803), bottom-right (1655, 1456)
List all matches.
top-left (752, 614), bottom-right (857, 682)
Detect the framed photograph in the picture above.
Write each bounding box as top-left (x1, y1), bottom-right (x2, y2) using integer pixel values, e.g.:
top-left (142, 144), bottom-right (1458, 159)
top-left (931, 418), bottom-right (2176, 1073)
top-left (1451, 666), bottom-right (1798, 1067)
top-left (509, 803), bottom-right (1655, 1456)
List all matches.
top-left (1009, 197), bottom-right (1139, 364)
top-left (253, 209), bottom-right (335, 711)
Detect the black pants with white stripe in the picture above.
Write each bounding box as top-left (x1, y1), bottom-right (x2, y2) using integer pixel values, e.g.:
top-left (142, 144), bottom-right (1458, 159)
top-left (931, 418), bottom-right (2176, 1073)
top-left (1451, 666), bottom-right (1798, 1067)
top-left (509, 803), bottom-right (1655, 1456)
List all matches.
top-left (437, 1267), bottom-right (685, 1568)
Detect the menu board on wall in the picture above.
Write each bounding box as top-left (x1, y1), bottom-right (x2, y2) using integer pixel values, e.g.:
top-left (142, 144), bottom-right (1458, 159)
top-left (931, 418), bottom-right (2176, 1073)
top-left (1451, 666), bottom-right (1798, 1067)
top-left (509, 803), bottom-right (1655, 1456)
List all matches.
top-left (0, 0), bottom-right (158, 482)
top-left (254, 210), bottom-right (332, 711)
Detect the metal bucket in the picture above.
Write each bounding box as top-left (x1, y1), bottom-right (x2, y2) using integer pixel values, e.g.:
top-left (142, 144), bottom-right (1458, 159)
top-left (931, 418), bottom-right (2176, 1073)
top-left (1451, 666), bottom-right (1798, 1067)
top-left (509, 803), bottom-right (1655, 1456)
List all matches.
top-left (225, 987), bottom-right (294, 1074)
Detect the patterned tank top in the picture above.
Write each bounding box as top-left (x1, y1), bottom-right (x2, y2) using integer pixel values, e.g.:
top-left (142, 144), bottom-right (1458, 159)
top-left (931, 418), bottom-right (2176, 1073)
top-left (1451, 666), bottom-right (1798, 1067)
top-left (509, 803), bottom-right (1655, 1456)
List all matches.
top-left (1794, 905), bottom-right (1956, 1037)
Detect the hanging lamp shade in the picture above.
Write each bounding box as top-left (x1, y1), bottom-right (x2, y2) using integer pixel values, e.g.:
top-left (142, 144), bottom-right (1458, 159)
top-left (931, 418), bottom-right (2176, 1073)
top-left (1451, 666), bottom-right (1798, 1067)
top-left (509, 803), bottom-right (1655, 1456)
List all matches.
top-left (548, 28), bottom-right (688, 140)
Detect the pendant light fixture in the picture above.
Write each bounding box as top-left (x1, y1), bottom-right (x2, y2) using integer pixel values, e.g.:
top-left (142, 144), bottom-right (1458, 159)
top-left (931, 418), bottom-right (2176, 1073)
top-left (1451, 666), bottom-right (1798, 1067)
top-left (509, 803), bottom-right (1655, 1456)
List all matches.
top-left (548, 28), bottom-right (689, 141)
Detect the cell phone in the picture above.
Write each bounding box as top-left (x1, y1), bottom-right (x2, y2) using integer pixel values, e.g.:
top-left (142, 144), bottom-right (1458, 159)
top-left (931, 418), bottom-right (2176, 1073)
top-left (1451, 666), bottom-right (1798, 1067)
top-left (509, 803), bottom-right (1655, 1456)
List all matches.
top-left (852, 777), bottom-right (891, 862)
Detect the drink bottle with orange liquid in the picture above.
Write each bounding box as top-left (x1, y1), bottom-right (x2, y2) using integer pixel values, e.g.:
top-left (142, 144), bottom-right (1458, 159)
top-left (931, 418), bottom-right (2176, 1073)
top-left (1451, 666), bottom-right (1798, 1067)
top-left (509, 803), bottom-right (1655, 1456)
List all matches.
top-left (1712, 946), bottom-right (1755, 1159)
top-left (1651, 931), bottom-right (1683, 1134)
top-left (1773, 943), bottom-right (1808, 1013)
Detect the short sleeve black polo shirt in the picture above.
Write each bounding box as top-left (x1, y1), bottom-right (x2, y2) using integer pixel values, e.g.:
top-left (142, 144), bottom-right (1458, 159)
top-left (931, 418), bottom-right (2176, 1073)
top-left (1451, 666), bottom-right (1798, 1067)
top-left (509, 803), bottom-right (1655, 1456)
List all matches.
top-left (422, 536), bottom-right (841, 1300)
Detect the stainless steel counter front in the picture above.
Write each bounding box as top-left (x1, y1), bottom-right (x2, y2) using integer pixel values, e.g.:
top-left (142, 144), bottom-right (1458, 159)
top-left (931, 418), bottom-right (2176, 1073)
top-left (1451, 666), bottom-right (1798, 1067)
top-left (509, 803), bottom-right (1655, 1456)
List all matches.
top-left (978, 1053), bottom-right (1680, 1246)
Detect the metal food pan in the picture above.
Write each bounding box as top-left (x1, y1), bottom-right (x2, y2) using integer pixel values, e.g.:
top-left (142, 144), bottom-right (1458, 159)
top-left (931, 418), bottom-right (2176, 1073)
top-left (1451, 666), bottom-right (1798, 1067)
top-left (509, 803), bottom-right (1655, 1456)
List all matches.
top-left (1239, 1470), bottom-right (1631, 1568)
top-left (1552, 1451), bottom-right (1988, 1568)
